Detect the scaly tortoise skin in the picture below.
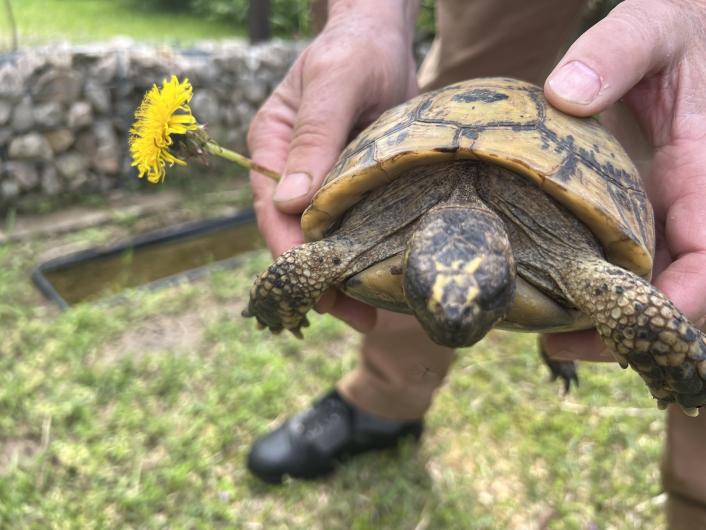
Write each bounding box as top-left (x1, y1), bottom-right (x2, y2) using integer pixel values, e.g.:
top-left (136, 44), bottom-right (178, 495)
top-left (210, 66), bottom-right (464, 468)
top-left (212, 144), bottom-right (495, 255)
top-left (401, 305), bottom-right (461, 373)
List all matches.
top-left (244, 77), bottom-right (706, 414)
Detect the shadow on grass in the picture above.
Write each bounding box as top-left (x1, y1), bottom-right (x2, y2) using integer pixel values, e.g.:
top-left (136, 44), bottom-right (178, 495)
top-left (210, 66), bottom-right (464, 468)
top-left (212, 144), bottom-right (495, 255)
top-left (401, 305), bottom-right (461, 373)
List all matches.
top-left (245, 441), bottom-right (434, 529)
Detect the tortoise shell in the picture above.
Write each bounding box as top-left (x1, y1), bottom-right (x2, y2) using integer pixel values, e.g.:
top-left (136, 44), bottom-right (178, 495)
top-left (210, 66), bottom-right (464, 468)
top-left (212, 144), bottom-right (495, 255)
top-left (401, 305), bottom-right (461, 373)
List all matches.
top-left (301, 77), bottom-right (654, 277)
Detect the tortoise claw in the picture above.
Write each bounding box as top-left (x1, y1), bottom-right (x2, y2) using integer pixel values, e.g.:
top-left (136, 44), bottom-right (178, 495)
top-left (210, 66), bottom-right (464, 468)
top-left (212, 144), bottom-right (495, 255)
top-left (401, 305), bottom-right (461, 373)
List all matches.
top-left (679, 405), bottom-right (700, 417)
top-left (609, 350), bottom-right (629, 369)
top-left (244, 304), bottom-right (307, 338)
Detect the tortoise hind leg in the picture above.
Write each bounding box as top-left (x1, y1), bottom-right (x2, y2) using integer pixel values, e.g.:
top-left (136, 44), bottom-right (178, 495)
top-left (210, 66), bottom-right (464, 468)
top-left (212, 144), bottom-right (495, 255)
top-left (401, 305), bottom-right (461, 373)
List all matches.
top-left (558, 257), bottom-right (706, 415)
top-left (538, 336), bottom-right (579, 394)
top-left (243, 240), bottom-right (350, 337)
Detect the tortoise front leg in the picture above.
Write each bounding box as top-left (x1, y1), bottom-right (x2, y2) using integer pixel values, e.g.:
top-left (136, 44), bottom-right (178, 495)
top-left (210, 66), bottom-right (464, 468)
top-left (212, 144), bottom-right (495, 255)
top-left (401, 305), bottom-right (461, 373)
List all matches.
top-left (243, 240), bottom-right (350, 337)
top-left (558, 257), bottom-right (706, 415)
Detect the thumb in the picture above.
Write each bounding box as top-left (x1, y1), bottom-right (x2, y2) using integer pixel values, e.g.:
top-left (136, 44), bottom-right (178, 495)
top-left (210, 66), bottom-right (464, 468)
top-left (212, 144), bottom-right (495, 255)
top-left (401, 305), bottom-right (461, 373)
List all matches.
top-left (273, 70), bottom-right (363, 214)
top-left (544, 0), bottom-right (685, 116)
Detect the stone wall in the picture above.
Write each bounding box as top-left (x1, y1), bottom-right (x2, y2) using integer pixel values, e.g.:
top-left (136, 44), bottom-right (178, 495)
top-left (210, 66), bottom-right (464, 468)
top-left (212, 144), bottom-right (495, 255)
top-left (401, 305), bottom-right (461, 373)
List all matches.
top-left (0, 39), bottom-right (305, 210)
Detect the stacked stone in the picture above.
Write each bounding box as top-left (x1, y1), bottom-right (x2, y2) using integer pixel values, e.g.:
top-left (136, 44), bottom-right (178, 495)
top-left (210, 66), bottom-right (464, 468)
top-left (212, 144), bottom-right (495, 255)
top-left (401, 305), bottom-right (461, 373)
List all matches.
top-left (0, 39), bottom-right (304, 208)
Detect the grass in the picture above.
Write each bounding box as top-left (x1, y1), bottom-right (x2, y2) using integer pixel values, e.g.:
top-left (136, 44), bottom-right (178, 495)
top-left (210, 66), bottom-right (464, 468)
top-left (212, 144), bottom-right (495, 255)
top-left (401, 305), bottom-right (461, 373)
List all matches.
top-left (2, 0), bottom-right (243, 50)
top-left (0, 190), bottom-right (667, 529)
top-left (0, 1), bottom-right (669, 526)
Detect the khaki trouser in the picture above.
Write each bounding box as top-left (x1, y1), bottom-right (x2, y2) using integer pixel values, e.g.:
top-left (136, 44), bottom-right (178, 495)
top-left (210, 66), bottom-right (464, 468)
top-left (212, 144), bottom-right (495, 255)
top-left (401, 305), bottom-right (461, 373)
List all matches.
top-left (334, 0), bottom-right (706, 527)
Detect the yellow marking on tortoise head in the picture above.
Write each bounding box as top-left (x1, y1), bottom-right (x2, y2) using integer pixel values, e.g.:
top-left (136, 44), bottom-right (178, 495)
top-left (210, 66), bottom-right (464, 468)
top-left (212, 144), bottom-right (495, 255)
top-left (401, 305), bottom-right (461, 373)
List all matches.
top-left (428, 256), bottom-right (483, 313)
top-left (464, 256), bottom-right (483, 275)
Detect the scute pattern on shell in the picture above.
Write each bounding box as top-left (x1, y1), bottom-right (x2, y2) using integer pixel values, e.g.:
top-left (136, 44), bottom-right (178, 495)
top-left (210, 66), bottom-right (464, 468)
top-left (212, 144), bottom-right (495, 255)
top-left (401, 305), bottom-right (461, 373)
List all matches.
top-left (301, 77), bottom-right (654, 278)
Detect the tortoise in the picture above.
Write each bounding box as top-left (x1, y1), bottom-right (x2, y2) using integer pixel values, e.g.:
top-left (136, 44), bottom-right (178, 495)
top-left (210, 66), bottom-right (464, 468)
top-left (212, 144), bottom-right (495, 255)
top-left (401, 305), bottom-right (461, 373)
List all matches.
top-left (243, 77), bottom-right (706, 415)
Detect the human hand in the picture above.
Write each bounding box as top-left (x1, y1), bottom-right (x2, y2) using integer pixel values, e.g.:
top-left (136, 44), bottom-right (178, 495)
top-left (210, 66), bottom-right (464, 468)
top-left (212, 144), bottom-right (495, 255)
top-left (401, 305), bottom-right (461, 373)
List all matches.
top-left (542, 0), bottom-right (706, 362)
top-left (247, 0), bottom-right (419, 333)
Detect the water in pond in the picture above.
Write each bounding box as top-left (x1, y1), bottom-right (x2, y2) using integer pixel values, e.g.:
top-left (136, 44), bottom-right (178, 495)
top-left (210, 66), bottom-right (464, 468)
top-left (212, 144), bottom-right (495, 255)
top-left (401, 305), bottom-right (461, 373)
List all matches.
top-left (41, 221), bottom-right (264, 305)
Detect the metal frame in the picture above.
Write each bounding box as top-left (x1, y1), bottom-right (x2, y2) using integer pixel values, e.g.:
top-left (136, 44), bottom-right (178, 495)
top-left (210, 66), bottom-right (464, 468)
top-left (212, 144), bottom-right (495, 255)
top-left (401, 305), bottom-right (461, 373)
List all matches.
top-left (32, 208), bottom-right (258, 309)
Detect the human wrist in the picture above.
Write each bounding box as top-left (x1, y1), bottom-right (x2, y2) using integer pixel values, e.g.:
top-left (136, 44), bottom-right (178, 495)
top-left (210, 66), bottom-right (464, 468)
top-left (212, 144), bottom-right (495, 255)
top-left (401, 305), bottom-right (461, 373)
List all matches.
top-left (327, 0), bottom-right (418, 45)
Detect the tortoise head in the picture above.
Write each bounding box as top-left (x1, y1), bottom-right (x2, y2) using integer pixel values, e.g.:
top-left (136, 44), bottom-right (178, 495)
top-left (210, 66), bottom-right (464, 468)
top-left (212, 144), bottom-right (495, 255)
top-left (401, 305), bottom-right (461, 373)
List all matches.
top-left (403, 205), bottom-right (515, 348)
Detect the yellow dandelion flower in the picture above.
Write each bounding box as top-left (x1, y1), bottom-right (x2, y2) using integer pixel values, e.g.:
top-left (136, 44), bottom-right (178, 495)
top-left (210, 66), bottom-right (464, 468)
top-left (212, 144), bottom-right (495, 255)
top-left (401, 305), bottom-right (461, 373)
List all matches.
top-left (129, 75), bottom-right (199, 183)
top-left (128, 75), bottom-right (281, 184)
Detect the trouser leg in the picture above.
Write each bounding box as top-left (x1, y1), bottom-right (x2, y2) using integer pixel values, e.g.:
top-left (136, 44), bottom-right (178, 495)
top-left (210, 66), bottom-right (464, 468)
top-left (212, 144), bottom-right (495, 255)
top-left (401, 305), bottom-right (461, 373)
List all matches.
top-left (337, 310), bottom-right (455, 420)
top-left (418, 0), bottom-right (588, 91)
top-left (662, 407), bottom-right (706, 529)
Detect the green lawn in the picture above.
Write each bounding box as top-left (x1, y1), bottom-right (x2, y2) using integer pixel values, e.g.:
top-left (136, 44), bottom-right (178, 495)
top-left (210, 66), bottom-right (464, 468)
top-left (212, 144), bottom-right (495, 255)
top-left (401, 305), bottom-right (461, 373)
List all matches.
top-left (0, 189), bottom-right (667, 528)
top-left (2, 0), bottom-right (243, 49)
top-left (0, 1), bottom-right (668, 526)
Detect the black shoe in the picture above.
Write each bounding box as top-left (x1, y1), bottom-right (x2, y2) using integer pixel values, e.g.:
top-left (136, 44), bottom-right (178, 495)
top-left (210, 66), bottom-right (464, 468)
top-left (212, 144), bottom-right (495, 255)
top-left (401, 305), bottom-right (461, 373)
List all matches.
top-left (246, 389), bottom-right (424, 484)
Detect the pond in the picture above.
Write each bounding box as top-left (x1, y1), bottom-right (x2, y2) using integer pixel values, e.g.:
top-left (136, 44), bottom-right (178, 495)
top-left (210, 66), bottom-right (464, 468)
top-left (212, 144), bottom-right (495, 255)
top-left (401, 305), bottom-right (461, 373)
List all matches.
top-left (33, 210), bottom-right (263, 307)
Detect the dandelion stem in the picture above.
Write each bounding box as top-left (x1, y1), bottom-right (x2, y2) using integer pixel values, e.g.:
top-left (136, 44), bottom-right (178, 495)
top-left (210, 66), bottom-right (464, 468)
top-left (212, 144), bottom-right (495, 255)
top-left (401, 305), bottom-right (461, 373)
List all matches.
top-left (204, 142), bottom-right (280, 182)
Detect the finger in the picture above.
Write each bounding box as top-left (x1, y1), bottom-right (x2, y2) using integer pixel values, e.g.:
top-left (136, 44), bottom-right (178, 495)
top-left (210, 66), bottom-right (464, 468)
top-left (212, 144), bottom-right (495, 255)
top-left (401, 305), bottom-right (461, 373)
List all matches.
top-left (314, 289), bottom-right (376, 333)
top-left (654, 192), bottom-right (706, 323)
top-left (326, 293), bottom-right (377, 333)
top-left (650, 144), bottom-right (706, 323)
top-left (654, 253), bottom-right (706, 329)
top-left (251, 205), bottom-right (303, 258)
top-left (247, 91), bottom-right (304, 256)
top-left (247, 90), bottom-right (294, 179)
top-left (273, 56), bottom-right (365, 213)
top-left (544, 0), bottom-right (686, 116)
top-left (313, 288), bottom-right (338, 314)
top-left (314, 288), bottom-right (377, 332)
top-left (542, 329), bottom-right (615, 363)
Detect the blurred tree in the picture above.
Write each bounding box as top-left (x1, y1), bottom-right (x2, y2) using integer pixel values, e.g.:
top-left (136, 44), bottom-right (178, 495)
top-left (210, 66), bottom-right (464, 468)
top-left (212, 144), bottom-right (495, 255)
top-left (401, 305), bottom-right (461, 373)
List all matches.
top-left (3, 0), bottom-right (18, 50)
top-left (249, 0), bottom-right (270, 42)
top-left (417, 0), bottom-right (436, 38)
top-left (582, 0), bottom-right (623, 29)
top-left (132, 0), bottom-right (623, 41)
top-left (137, 0), bottom-right (311, 36)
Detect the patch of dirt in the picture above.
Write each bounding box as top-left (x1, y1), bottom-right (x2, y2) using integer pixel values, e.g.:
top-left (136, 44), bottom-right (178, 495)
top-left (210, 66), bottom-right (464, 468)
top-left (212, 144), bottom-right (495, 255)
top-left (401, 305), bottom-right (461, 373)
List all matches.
top-left (100, 296), bottom-right (244, 363)
top-left (1, 191), bottom-right (182, 244)
top-left (0, 438), bottom-right (42, 475)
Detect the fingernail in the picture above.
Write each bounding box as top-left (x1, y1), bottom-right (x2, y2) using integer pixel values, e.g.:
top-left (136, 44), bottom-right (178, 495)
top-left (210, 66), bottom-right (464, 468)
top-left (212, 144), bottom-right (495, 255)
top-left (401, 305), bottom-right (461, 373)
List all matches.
top-left (273, 172), bottom-right (311, 202)
top-left (548, 61), bottom-right (602, 105)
